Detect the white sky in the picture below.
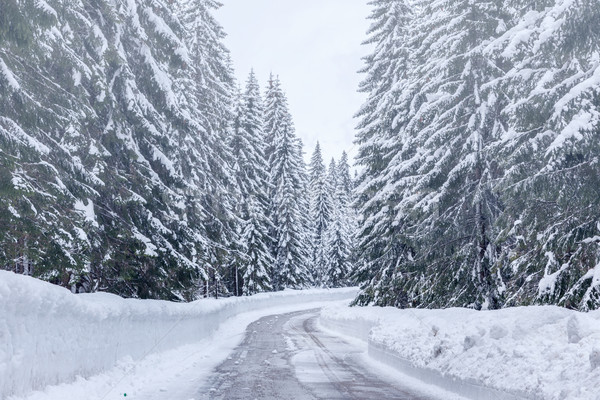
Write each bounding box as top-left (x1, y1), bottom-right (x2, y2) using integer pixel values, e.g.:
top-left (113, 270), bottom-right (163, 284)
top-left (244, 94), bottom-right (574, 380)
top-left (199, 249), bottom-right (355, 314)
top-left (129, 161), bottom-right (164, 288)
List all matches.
top-left (215, 0), bottom-right (372, 165)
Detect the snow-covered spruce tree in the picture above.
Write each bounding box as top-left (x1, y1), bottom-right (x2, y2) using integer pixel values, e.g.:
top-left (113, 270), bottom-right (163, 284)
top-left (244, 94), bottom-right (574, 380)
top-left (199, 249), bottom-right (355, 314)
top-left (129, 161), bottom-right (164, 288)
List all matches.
top-left (0, 0), bottom-right (104, 291)
top-left (324, 172), bottom-right (354, 288)
top-left (384, 0), bottom-right (511, 309)
top-left (234, 71), bottom-right (271, 220)
top-left (240, 195), bottom-right (274, 295)
top-left (178, 0), bottom-right (240, 298)
top-left (0, 0), bottom-right (179, 299)
top-left (326, 158), bottom-right (338, 190)
top-left (0, 0), bottom-right (241, 300)
top-left (355, 0), bottom-right (509, 308)
top-left (263, 73), bottom-right (285, 164)
top-left (265, 76), bottom-right (311, 290)
top-left (229, 71), bottom-right (273, 295)
top-left (354, 0), bottom-right (600, 311)
top-left (336, 151), bottom-right (359, 280)
top-left (336, 151), bottom-right (354, 197)
top-left (353, 0), bottom-right (415, 307)
top-left (308, 142), bottom-right (332, 286)
top-left (486, 0), bottom-right (600, 310)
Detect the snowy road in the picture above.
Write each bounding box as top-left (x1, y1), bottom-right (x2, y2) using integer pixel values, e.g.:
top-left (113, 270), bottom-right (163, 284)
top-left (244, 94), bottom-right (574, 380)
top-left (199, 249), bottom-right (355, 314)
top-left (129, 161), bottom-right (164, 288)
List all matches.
top-left (198, 309), bottom-right (429, 400)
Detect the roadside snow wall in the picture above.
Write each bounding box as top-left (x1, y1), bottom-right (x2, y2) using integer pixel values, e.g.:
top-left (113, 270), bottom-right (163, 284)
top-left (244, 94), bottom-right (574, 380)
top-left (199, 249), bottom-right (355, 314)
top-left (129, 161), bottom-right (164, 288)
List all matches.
top-left (319, 305), bottom-right (600, 400)
top-left (0, 271), bottom-right (356, 398)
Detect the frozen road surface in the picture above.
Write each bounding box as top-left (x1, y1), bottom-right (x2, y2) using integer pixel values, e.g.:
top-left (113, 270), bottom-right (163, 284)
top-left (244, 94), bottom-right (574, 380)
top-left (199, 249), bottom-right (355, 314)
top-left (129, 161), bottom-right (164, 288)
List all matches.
top-left (198, 309), bottom-right (429, 400)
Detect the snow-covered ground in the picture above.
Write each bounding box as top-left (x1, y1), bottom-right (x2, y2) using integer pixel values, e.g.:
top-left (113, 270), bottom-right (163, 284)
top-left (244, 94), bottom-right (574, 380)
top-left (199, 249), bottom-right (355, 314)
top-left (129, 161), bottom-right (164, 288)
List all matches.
top-left (5, 270), bottom-right (600, 400)
top-left (320, 305), bottom-right (600, 400)
top-left (0, 271), bottom-right (357, 399)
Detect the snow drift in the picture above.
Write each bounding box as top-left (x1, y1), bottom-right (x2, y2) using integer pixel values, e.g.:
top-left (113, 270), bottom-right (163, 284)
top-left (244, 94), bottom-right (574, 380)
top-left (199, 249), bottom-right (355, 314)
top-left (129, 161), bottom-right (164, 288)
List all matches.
top-left (0, 271), bottom-right (356, 399)
top-left (320, 305), bottom-right (600, 400)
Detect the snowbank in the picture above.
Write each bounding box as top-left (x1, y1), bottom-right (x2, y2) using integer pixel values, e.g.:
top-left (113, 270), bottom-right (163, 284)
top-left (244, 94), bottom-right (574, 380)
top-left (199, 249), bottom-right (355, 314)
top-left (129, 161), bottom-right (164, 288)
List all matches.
top-left (320, 305), bottom-right (600, 400)
top-left (0, 271), bottom-right (356, 399)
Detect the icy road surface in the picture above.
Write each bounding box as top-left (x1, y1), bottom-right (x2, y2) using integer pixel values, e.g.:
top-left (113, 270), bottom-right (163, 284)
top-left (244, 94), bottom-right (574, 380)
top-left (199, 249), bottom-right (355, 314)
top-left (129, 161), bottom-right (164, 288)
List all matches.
top-left (198, 309), bottom-right (429, 400)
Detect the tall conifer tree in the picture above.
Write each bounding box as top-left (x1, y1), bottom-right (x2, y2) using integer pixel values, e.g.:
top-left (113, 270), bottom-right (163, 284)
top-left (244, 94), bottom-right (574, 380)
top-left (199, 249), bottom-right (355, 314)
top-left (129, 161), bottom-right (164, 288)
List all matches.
top-left (308, 143), bottom-right (332, 286)
top-left (264, 76), bottom-right (311, 289)
top-left (354, 0), bottom-right (600, 310)
top-left (229, 71), bottom-right (273, 295)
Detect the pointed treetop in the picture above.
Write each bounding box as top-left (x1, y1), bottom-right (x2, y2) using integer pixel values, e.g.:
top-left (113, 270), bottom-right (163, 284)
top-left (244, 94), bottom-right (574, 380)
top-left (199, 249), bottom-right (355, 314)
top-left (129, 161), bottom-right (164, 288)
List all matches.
top-left (309, 142), bottom-right (325, 181)
top-left (337, 151), bottom-right (353, 196)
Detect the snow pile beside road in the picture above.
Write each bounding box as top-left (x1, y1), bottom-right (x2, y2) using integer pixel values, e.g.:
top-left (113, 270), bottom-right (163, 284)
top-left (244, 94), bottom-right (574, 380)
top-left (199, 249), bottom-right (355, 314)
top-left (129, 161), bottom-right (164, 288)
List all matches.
top-left (0, 271), bottom-right (356, 399)
top-left (320, 305), bottom-right (600, 400)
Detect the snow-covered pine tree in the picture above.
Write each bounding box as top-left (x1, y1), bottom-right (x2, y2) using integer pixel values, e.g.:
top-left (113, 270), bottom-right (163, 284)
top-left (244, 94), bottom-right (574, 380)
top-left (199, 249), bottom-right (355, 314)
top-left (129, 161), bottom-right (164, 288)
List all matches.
top-left (235, 70), bottom-right (271, 215)
top-left (308, 143), bottom-right (333, 286)
top-left (353, 0), bottom-right (415, 307)
top-left (240, 195), bottom-right (274, 295)
top-left (263, 73), bottom-right (285, 165)
top-left (264, 76), bottom-right (311, 290)
top-left (354, 0), bottom-right (600, 311)
top-left (336, 151), bottom-right (353, 197)
top-left (386, 0), bottom-right (510, 309)
top-left (0, 0), bottom-right (242, 300)
top-left (229, 71), bottom-right (273, 295)
top-left (324, 171), bottom-right (354, 288)
top-left (336, 151), bottom-right (359, 279)
top-left (355, 0), bottom-right (512, 309)
top-left (178, 0), bottom-right (240, 298)
top-left (486, 0), bottom-right (600, 310)
top-left (326, 158), bottom-right (338, 190)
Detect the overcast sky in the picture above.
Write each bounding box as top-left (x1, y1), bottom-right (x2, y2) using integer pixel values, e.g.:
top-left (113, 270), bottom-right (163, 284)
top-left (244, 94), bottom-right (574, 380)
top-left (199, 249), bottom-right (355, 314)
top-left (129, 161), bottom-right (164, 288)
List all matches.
top-left (215, 0), bottom-right (372, 165)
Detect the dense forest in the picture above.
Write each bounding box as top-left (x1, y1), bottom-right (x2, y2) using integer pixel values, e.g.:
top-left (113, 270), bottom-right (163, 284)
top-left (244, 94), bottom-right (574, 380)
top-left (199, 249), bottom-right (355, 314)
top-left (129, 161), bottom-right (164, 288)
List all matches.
top-left (353, 0), bottom-right (600, 311)
top-left (0, 0), bottom-right (354, 300)
top-left (1, 0), bottom-right (599, 312)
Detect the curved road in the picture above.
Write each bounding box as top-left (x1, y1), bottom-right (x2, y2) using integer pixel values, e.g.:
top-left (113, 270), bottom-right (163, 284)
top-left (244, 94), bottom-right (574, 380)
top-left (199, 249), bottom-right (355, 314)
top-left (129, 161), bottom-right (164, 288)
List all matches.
top-left (198, 309), bottom-right (428, 400)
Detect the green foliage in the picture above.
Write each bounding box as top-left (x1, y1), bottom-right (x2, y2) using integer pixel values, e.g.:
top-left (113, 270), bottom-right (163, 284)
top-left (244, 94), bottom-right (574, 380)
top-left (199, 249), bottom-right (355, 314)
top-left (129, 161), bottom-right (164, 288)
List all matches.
top-left (354, 0), bottom-right (600, 311)
top-left (0, 0), bottom-right (241, 301)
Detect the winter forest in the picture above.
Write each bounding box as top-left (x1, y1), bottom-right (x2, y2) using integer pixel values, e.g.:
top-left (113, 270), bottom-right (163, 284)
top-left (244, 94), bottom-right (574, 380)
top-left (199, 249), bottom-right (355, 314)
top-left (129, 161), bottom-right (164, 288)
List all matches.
top-left (1, 0), bottom-right (600, 312)
top-left (0, 0), bottom-right (356, 301)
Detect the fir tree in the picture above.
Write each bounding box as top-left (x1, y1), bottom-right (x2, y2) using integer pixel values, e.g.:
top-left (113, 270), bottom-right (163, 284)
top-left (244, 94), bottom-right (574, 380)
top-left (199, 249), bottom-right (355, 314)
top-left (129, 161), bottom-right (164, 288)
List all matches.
top-left (229, 70), bottom-right (273, 295)
top-left (336, 151), bottom-right (353, 197)
top-left (354, 0), bottom-right (600, 310)
top-left (265, 76), bottom-right (311, 290)
top-left (308, 143), bottom-right (332, 286)
top-left (241, 195), bottom-right (274, 295)
top-left (326, 158), bottom-right (338, 190)
top-left (0, 0), bottom-right (240, 300)
top-left (489, 0), bottom-right (600, 310)
top-left (353, 0), bottom-right (414, 307)
top-left (179, 0), bottom-right (240, 298)
top-left (324, 174), bottom-right (354, 288)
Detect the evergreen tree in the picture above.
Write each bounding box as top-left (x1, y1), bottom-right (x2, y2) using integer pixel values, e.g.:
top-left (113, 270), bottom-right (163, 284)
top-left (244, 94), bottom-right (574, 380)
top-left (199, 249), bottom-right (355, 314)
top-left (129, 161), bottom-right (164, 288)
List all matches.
top-left (0, 0), bottom-right (240, 300)
top-left (336, 151), bottom-right (353, 197)
top-left (324, 174), bottom-right (354, 288)
top-left (353, 0), bottom-right (414, 307)
top-left (265, 76), bottom-right (311, 290)
top-left (178, 0), bottom-right (240, 298)
top-left (489, 0), bottom-right (600, 310)
top-left (354, 0), bottom-right (600, 311)
top-left (326, 158), bottom-right (338, 190)
top-left (263, 74), bottom-right (286, 165)
top-left (336, 150), bottom-right (359, 279)
top-left (308, 143), bottom-right (326, 194)
top-left (240, 195), bottom-right (274, 295)
top-left (229, 71), bottom-right (273, 295)
top-left (308, 143), bottom-right (332, 286)
top-left (391, 0), bottom-right (509, 309)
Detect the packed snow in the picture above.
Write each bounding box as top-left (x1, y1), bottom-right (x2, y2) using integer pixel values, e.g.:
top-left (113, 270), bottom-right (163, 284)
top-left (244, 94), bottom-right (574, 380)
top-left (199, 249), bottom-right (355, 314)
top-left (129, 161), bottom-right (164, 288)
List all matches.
top-left (0, 271), bottom-right (357, 399)
top-left (320, 304), bottom-right (600, 400)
